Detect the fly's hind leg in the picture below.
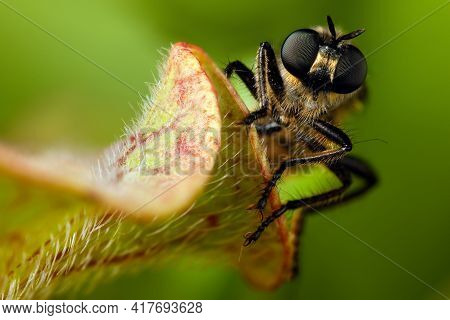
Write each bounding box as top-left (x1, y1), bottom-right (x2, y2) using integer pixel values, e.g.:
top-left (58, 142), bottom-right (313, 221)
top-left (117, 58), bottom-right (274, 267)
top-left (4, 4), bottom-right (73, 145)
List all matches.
top-left (304, 155), bottom-right (377, 213)
top-left (245, 154), bottom-right (377, 247)
top-left (244, 176), bottom-right (351, 246)
top-left (289, 155), bottom-right (377, 276)
top-left (253, 119), bottom-right (352, 217)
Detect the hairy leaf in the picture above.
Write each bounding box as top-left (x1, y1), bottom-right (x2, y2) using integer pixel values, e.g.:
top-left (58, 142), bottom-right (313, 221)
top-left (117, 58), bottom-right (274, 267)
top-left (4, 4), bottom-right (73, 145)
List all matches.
top-left (0, 43), bottom-right (338, 298)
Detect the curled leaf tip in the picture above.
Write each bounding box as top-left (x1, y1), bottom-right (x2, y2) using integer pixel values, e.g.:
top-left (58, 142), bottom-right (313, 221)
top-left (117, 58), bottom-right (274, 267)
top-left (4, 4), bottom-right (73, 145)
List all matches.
top-left (99, 43), bottom-right (222, 219)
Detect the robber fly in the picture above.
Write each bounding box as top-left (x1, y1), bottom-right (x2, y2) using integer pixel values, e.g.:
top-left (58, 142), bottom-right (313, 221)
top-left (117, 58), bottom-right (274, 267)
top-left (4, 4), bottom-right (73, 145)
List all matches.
top-left (225, 16), bottom-right (377, 246)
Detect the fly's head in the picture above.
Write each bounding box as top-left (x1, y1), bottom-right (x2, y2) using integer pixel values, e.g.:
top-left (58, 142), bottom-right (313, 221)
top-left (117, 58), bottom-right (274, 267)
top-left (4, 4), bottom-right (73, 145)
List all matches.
top-left (280, 16), bottom-right (367, 119)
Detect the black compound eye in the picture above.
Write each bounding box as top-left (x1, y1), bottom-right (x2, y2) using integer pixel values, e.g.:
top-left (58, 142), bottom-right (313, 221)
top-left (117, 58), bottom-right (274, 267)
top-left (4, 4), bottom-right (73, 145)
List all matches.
top-left (281, 29), bottom-right (320, 79)
top-left (332, 45), bottom-right (367, 94)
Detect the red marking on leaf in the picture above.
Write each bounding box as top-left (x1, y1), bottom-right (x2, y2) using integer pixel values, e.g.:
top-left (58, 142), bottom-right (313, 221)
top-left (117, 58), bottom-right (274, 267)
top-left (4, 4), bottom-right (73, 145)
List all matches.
top-left (176, 132), bottom-right (200, 158)
top-left (206, 214), bottom-right (220, 228)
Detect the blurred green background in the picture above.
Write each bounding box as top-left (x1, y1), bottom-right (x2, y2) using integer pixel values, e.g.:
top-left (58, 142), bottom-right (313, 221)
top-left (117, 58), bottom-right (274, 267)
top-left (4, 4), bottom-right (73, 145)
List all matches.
top-left (1, 0), bottom-right (449, 299)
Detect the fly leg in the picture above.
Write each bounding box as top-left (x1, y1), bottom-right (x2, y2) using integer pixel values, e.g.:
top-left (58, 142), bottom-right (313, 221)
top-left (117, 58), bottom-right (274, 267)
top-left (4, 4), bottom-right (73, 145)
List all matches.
top-left (245, 154), bottom-right (377, 247)
top-left (253, 119), bottom-right (352, 218)
top-left (304, 155), bottom-right (377, 212)
top-left (255, 121), bottom-right (283, 135)
top-left (226, 42), bottom-right (285, 125)
top-left (224, 60), bottom-right (257, 98)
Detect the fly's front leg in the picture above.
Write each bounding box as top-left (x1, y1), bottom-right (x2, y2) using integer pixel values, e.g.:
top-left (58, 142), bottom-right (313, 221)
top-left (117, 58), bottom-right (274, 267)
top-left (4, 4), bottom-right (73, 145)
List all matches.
top-left (224, 61), bottom-right (257, 98)
top-left (240, 42), bottom-right (285, 126)
top-left (253, 119), bottom-right (352, 221)
top-left (255, 121), bottom-right (283, 135)
top-left (224, 60), bottom-right (266, 124)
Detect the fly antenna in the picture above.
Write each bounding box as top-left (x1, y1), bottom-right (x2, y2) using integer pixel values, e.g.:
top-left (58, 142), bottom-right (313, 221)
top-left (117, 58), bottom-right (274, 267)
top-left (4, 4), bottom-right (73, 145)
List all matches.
top-left (336, 29), bottom-right (365, 42)
top-left (327, 15), bottom-right (365, 45)
top-left (327, 15), bottom-right (337, 41)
